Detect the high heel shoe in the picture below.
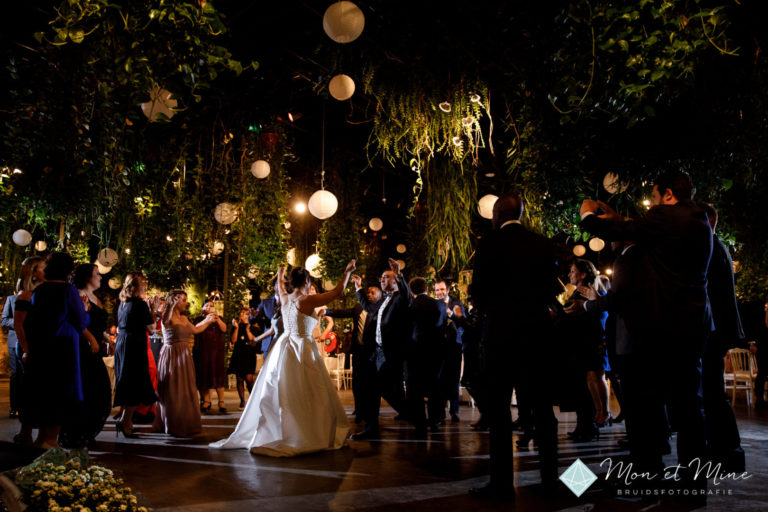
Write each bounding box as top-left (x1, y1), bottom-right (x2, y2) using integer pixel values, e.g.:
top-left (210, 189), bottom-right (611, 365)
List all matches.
top-left (115, 421), bottom-right (139, 439)
top-left (201, 402), bottom-right (211, 413)
top-left (596, 413), bottom-right (614, 428)
top-left (218, 401), bottom-right (227, 413)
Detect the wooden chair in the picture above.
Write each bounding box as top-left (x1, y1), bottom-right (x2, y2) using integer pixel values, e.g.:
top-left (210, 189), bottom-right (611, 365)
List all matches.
top-left (726, 348), bottom-right (755, 406)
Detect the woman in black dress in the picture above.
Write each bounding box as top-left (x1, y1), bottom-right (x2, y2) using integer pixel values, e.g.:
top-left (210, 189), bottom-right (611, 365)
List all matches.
top-left (113, 272), bottom-right (160, 437)
top-left (59, 263), bottom-right (113, 447)
top-left (228, 308), bottom-right (258, 408)
top-left (23, 252), bottom-right (94, 449)
top-left (561, 258), bottom-right (606, 442)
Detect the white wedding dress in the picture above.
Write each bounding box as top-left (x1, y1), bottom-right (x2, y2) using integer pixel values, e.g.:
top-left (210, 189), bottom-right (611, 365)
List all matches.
top-left (209, 297), bottom-right (349, 456)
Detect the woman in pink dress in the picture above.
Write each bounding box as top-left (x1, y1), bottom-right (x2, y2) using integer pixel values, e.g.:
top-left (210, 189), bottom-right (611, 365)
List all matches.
top-left (153, 290), bottom-right (216, 437)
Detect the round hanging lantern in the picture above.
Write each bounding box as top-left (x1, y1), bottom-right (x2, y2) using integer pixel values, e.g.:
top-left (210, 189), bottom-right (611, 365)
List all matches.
top-left (323, 1), bottom-right (365, 44)
top-left (308, 190), bottom-right (338, 219)
top-left (305, 253), bottom-right (322, 278)
top-left (214, 202), bottom-right (237, 225)
top-left (368, 217), bottom-right (383, 231)
top-left (97, 248), bottom-right (119, 267)
top-left (34, 240), bottom-right (47, 252)
top-left (477, 194), bottom-right (498, 219)
top-left (396, 259), bottom-right (406, 270)
top-left (329, 74), bottom-right (355, 101)
top-left (95, 262), bottom-right (112, 275)
top-left (250, 160), bottom-right (271, 179)
top-left (212, 241), bottom-right (225, 255)
top-left (396, 244), bottom-right (407, 254)
top-left (108, 277), bottom-right (122, 290)
top-left (140, 86), bottom-right (178, 122)
top-left (287, 248), bottom-right (297, 266)
top-left (589, 238), bottom-right (606, 252)
top-left (573, 245), bottom-right (587, 257)
top-left (12, 229), bottom-right (32, 247)
top-left (602, 172), bottom-right (629, 194)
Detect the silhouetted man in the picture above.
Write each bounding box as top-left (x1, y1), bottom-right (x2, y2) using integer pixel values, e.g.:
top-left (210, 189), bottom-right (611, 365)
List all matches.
top-left (581, 170), bottom-right (713, 497)
top-left (471, 190), bottom-right (560, 501)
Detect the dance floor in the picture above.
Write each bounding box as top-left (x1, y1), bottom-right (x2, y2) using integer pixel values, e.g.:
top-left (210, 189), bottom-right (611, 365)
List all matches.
top-left (1, 379), bottom-right (766, 511)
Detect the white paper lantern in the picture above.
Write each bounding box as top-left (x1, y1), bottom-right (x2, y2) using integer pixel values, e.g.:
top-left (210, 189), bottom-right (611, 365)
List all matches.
top-left (214, 202), bottom-right (237, 225)
top-left (602, 172), bottom-right (629, 194)
top-left (140, 86), bottom-right (178, 122)
top-left (305, 253), bottom-right (322, 278)
top-left (34, 240), bottom-right (47, 252)
top-left (95, 262), bottom-right (112, 274)
top-left (396, 259), bottom-right (406, 270)
top-left (589, 238), bottom-right (606, 252)
top-left (308, 190), bottom-right (338, 219)
top-left (478, 194), bottom-right (498, 219)
top-left (329, 74), bottom-right (355, 101)
top-left (108, 277), bottom-right (122, 290)
top-left (573, 244), bottom-right (587, 257)
top-left (12, 229), bottom-right (32, 247)
top-left (323, 1), bottom-right (365, 44)
top-left (250, 160), bottom-right (270, 179)
top-left (212, 241), bottom-right (225, 255)
top-left (97, 248), bottom-right (119, 267)
top-left (396, 244), bottom-right (407, 254)
top-left (368, 217), bottom-right (383, 231)
top-left (287, 248), bottom-right (297, 266)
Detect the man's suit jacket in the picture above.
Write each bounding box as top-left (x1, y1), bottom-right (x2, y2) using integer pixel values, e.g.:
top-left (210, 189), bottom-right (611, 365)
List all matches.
top-left (357, 276), bottom-right (412, 360)
top-left (325, 302), bottom-right (379, 351)
top-left (585, 244), bottom-right (644, 355)
top-left (410, 294), bottom-right (446, 352)
top-left (581, 200), bottom-right (714, 345)
top-left (707, 236), bottom-right (745, 350)
top-left (472, 222), bottom-right (560, 343)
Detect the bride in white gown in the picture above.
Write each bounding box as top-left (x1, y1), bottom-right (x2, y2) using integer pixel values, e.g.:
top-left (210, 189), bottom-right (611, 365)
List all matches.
top-left (209, 261), bottom-right (355, 456)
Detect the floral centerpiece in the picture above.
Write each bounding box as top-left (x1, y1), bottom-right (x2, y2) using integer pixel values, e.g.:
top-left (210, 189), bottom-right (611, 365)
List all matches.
top-left (1, 448), bottom-right (148, 512)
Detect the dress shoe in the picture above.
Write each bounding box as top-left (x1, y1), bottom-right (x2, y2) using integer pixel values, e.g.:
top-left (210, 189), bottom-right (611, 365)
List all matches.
top-left (450, 414), bottom-right (460, 423)
top-left (469, 483), bottom-right (515, 502)
top-left (350, 428), bottom-right (380, 441)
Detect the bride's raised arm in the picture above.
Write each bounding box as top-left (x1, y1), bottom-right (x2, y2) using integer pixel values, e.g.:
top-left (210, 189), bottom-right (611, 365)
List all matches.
top-left (299, 260), bottom-right (355, 312)
top-left (275, 266), bottom-right (289, 305)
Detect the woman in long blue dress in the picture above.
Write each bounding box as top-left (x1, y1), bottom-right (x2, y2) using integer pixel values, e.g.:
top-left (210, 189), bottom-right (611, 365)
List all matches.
top-left (113, 272), bottom-right (160, 438)
top-left (23, 252), bottom-right (92, 449)
top-left (60, 263), bottom-right (113, 447)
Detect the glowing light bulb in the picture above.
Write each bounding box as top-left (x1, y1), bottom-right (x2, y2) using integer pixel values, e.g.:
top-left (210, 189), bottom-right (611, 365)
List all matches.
top-left (295, 201), bottom-right (307, 214)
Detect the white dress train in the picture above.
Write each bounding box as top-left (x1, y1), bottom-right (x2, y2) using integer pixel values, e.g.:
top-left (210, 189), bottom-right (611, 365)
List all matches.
top-left (209, 297), bottom-right (349, 456)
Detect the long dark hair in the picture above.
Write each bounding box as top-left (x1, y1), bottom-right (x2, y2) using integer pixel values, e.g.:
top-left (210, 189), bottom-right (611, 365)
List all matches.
top-left (71, 263), bottom-right (96, 290)
top-left (572, 258), bottom-right (598, 286)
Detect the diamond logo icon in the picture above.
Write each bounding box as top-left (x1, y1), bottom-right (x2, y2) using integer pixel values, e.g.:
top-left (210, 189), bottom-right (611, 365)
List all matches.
top-left (559, 458), bottom-right (598, 497)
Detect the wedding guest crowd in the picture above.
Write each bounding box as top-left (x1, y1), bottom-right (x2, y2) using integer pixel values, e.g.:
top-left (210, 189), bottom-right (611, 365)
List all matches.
top-left (1, 167), bottom-right (764, 510)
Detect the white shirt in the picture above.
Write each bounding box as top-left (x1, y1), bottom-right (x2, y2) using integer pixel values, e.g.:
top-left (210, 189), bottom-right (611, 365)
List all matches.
top-left (375, 294), bottom-right (393, 346)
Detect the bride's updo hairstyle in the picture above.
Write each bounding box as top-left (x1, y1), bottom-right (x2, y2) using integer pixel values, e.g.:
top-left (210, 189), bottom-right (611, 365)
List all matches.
top-left (289, 267), bottom-right (311, 291)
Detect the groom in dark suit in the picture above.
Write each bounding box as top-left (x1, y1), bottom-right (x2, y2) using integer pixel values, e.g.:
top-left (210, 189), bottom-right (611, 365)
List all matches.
top-left (471, 191), bottom-right (561, 501)
top-left (580, 170), bottom-right (713, 496)
top-left (351, 258), bottom-right (411, 440)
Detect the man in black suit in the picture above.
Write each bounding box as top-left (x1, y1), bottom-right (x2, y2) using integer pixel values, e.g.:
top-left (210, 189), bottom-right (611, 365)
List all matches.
top-left (471, 190), bottom-right (560, 501)
top-left (407, 277), bottom-right (447, 436)
top-left (324, 283), bottom-right (382, 423)
top-left (435, 280), bottom-right (465, 423)
top-left (699, 203), bottom-right (746, 471)
top-left (351, 258), bottom-right (412, 440)
top-left (580, 170), bottom-right (713, 494)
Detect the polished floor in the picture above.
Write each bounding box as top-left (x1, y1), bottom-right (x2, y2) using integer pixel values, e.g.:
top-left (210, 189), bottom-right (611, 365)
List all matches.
top-left (1, 379), bottom-right (767, 511)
